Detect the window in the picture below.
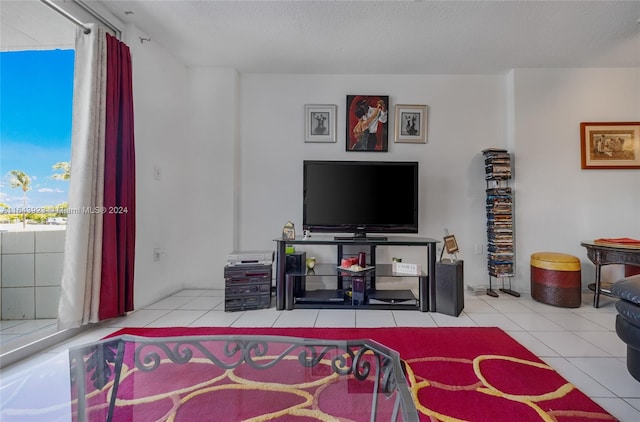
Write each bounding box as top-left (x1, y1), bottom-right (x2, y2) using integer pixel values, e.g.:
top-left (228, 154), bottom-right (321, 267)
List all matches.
top-left (0, 2), bottom-right (75, 339)
top-left (1, 49), bottom-right (74, 228)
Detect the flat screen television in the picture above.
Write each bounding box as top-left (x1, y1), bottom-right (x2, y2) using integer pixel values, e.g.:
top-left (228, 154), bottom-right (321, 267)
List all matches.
top-left (303, 160), bottom-right (419, 238)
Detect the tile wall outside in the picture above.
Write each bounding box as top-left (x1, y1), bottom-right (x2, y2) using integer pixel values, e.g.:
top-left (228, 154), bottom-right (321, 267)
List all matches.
top-left (0, 230), bottom-right (64, 320)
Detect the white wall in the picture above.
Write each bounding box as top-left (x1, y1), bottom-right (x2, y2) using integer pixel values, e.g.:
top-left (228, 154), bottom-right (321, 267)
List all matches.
top-left (125, 24), bottom-right (192, 307)
top-left (128, 37), bottom-right (640, 303)
top-left (126, 24), bottom-right (239, 305)
top-left (238, 74), bottom-right (506, 286)
top-left (511, 68), bottom-right (640, 289)
top-left (236, 70), bottom-right (639, 293)
top-left (180, 67), bottom-right (239, 288)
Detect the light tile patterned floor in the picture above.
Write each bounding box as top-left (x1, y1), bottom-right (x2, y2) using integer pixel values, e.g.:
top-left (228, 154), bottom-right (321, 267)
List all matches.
top-left (1, 290), bottom-right (639, 420)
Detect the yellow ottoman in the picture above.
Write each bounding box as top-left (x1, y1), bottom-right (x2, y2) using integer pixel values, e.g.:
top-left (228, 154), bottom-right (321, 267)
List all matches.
top-left (531, 252), bottom-right (581, 308)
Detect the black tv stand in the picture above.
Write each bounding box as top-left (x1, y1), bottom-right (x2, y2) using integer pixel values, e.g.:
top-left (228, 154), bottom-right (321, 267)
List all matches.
top-left (334, 234), bottom-right (388, 241)
top-left (274, 235), bottom-right (438, 312)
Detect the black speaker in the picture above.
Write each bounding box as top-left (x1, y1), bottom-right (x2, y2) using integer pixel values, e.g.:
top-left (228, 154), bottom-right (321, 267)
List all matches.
top-left (286, 251), bottom-right (306, 272)
top-left (435, 259), bottom-right (464, 316)
top-left (286, 251), bottom-right (306, 295)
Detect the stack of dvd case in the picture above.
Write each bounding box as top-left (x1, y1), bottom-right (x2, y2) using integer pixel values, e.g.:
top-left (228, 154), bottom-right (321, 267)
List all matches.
top-left (484, 149), bottom-right (512, 180)
top-left (483, 149), bottom-right (514, 278)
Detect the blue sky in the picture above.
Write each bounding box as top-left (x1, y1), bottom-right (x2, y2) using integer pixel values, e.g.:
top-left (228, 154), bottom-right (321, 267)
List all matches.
top-left (0, 49), bottom-right (74, 209)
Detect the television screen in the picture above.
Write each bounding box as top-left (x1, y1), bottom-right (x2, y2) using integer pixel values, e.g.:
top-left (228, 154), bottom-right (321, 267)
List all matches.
top-left (303, 160), bottom-right (418, 236)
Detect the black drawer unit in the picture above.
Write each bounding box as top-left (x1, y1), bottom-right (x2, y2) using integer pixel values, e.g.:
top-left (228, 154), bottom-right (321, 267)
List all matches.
top-left (224, 264), bottom-right (272, 312)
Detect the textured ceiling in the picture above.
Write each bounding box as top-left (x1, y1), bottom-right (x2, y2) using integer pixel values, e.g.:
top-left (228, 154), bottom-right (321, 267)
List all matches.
top-left (3, 1), bottom-right (640, 74)
top-left (1, 0), bottom-right (75, 51)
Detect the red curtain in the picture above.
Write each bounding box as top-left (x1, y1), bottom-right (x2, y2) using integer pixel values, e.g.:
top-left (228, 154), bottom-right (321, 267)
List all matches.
top-left (100, 33), bottom-right (136, 319)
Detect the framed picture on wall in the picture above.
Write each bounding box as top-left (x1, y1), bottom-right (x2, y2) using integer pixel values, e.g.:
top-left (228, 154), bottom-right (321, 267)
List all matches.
top-left (580, 122), bottom-right (640, 169)
top-left (304, 104), bottom-right (337, 143)
top-left (394, 104), bottom-right (428, 144)
top-left (346, 95), bottom-right (389, 151)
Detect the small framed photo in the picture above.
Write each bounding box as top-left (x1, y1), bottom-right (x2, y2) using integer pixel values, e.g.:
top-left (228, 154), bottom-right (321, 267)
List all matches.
top-left (394, 104), bottom-right (428, 144)
top-left (304, 104), bottom-right (337, 143)
top-left (443, 235), bottom-right (459, 254)
top-left (580, 122), bottom-right (640, 169)
top-left (282, 221), bottom-right (296, 240)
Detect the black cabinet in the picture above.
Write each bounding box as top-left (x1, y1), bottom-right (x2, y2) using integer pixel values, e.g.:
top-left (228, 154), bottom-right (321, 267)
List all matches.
top-left (435, 259), bottom-right (464, 316)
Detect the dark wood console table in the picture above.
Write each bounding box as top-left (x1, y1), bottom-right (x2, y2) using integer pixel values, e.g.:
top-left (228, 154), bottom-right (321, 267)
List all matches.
top-left (580, 241), bottom-right (640, 308)
top-left (274, 236), bottom-right (439, 312)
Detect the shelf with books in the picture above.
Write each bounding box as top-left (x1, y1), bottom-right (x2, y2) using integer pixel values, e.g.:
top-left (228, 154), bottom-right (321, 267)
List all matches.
top-left (482, 148), bottom-right (519, 298)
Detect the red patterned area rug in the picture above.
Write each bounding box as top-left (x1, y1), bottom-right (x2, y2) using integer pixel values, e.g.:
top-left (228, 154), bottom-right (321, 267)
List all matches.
top-left (103, 326), bottom-right (616, 422)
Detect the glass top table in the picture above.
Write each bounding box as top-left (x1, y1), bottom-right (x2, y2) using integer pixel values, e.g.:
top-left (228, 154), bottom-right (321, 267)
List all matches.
top-left (1, 334), bottom-right (418, 421)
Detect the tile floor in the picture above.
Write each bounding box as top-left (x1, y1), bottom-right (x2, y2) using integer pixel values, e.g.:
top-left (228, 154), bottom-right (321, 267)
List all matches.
top-left (1, 289), bottom-right (639, 420)
top-left (0, 318), bottom-right (58, 351)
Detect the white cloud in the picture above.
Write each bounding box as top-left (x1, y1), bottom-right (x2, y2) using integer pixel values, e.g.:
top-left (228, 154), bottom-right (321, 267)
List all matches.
top-left (38, 188), bottom-right (63, 193)
top-left (2, 195), bottom-right (27, 207)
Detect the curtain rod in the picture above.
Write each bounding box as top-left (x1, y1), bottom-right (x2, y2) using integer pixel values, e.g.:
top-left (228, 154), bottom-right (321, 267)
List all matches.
top-left (40, 0), bottom-right (91, 34)
top-left (72, 0), bottom-right (121, 37)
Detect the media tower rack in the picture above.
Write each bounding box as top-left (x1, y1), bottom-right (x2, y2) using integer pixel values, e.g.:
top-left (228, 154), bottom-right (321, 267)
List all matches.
top-left (482, 148), bottom-right (519, 298)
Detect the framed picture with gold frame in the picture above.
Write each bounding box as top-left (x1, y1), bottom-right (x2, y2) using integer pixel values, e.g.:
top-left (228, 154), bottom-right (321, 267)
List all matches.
top-left (580, 122), bottom-right (640, 169)
top-left (443, 235), bottom-right (459, 254)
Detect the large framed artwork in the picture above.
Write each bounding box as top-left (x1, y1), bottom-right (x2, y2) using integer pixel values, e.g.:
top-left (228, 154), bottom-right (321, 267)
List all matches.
top-left (304, 104), bottom-right (337, 143)
top-left (346, 95), bottom-right (389, 151)
top-left (394, 104), bottom-right (428, 144)
top-left (580, 122), bottom-right (640, 169)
